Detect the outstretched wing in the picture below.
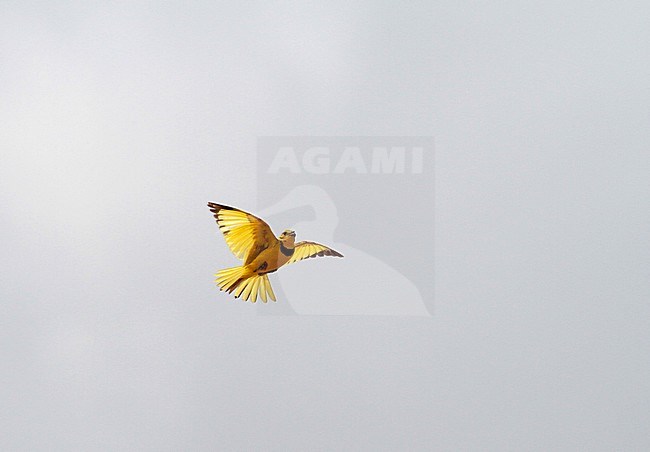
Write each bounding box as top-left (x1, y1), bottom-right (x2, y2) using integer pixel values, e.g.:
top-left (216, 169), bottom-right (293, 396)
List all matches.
top-left (208, 203), bottom-right (278, 264)
top-left (286, 241), bottom-right (344, 265)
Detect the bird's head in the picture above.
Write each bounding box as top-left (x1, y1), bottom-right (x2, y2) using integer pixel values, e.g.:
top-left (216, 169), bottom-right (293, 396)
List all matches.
top-left (279, 229), bottom-right (296, 245)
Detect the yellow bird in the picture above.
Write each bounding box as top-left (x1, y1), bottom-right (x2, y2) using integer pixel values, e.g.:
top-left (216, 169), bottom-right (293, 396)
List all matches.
top-left (208, 202), bottom-right (343, 303)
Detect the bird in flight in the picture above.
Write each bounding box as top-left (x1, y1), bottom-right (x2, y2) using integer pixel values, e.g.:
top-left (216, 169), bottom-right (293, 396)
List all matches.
top-left (208, 202), bottom-right (343, 303)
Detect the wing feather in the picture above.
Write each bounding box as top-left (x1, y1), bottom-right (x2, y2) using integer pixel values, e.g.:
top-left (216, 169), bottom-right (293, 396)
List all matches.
top-left (208, 203), bottom-right (277, 264)
top-left (286, 241), bottom-right (343, 265)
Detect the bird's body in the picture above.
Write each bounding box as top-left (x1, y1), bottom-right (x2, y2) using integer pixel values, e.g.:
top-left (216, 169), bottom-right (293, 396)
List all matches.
top-left (208, 202), bottom-right (343, 303)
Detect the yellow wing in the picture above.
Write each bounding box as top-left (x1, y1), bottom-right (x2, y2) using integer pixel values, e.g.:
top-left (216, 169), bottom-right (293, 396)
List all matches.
top-left (286, 241), bottom-right (344, 265)
top-left (208, 203), bottom-right (278, 264)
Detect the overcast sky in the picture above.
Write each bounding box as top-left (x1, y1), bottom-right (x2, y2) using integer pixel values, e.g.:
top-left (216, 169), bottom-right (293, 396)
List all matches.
top-left (1, 1), bottom-right (649, 450)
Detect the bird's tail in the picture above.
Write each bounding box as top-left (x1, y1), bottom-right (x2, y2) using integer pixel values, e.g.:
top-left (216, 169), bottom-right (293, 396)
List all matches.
top-left (215, 266), bottom-right (277, 303)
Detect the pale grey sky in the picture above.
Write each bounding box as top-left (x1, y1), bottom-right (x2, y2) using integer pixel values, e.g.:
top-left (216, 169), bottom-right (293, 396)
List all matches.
top-left (1, 1), bottom-right (649, 450)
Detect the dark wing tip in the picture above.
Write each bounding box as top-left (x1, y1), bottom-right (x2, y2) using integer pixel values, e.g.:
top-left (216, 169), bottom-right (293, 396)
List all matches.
top-left (208, 202), bottom-right (238, 209)
top-left (208, 202), bottom-right (240, 217)
top-left (327, 248), bottom-right (344, 258)
top-left (299, 241), bottom-right (344, 259)
top-left (207, 202), bottom-right (222, 214)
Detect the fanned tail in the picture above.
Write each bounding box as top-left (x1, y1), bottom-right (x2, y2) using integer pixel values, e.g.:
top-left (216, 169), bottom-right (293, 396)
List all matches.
top-left (215, 266), bottom-right (276, 303)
